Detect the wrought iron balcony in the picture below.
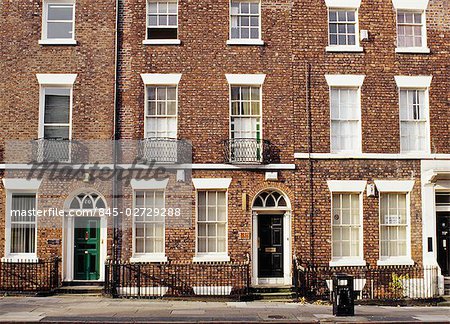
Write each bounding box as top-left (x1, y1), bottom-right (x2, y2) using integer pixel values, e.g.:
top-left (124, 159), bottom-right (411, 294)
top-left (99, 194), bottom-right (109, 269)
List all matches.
top-left (138, 138), bottom-right (191, 164)
top-left (32, 139), bottom-right (83, 163)
top-left (223, 138), bottom-right (271, 164)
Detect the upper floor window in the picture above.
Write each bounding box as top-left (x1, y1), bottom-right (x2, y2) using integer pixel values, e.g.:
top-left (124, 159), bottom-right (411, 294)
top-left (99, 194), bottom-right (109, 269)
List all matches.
top-left (326, 74), bottom-right (364, 154)
top-left (399, 89), bottom-right (428, 153)
top-left (330, 88), bottom-right (361, 153)
top-left (325, 0), bottom-right (363, 52)
top-left (329, 10), bottom-right (357, 46)
top-left (228, 1), bottom-right (263, 45)
top-left (395, 75), bottom-right (432, 154)
top-left (145, 86), bottom-right (177, 139)
top-left (397, 12), bottom-right (424, 48)
top-left (41, 88), bottom-right (71, 140)
top-left (40, 0), bottom-right (76, 45)
top-left (393, 0), bottom-right (429, 53)
top-left (145, 0), bottom-right (180, 44)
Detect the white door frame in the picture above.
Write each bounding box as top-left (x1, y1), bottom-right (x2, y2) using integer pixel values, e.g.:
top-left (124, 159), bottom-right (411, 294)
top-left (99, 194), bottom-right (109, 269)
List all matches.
top-left (63, 213), bottom-right (107, 282)
top-left (252, 209), bottom-right (292, 286)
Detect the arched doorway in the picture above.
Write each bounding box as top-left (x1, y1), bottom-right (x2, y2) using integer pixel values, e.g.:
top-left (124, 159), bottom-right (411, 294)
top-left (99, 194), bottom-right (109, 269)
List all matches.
top-left (63, 190), bottom-right (108, 282)
top-left (252, 189), bottom-right (292, 286)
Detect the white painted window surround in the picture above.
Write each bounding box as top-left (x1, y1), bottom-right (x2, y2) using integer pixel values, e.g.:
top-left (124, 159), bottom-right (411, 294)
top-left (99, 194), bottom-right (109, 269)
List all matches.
top-left (2, 179), bottom-right (42, 262)
top-left (327, 180), bottom-right (367, 193)
top-left (192, 178), bottom-right (231, 263)
top-left (375, 180), bottom-right (414, 266)
top-left (325, 0), bottom-right (361, 8)
top-left (140, 74), bottom-right (182, 85)
top-left (39, 0), bottom-right (76, 45)
top-left (374, 180), bottom-right (415, 193)
top-left (395, 76), bottom-right (432, 89)
top-left (130, 178), bottom-right (169, 190)
top-left (36, 74), bottom-right (77, 85)
top-left (325, 75), bottom-right (365, 87)
top-left (393, 0), bottom-right (430, 53)
top-left (225, 74), bottom-right (266, 85)
top-left (325, 0), bottom-right (363, 53)
top-left (327, 180), bottom-right (366, 267)
top-left (192, 178), bottom-right (232, 190)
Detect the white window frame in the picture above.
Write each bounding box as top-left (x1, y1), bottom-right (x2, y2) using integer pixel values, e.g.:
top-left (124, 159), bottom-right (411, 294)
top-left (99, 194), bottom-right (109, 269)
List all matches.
top-left (393, 0), bottom-right (430, 53)
top-left (2, 179), bottom-right (42, 262)
top-left (327, 180), bottom-right (366, 267)
top-left (144, 85), bottom-right (178, 139)
top-left (229, 85), bottom-right (262, 140)
top-left (325, 75), bottom-right (365, 154)
top-left (227, 0), bottom-right (264, 46)
top-left (375, 180), bottom-right (415, 266)
top-left (39, 87), bottom-right (73, 140)
top-left (131, 190), bottom-right (168, 263)
top-left (141, 74), bottom-right (182, 140)
top-left (143, 0), bottom-right (181, 45)
top-left (192, 178), bottom-right (231, 262)
top-left (325, 0), bottom-right (363, 52)
top-left (130, 178), bottom-right (169, 262)
top-left (39, 0), bottom-right (76, 45)
top-left (395, 76), bottom-right (432, 155)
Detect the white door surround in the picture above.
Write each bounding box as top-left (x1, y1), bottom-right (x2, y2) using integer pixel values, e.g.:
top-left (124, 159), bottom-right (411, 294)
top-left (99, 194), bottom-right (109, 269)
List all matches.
top-left (251, 189), bottom-right (292, 286)
top-left (62, 190), bottom-right (108, 282)
top-left (421, 160), bottom-right (450, 296)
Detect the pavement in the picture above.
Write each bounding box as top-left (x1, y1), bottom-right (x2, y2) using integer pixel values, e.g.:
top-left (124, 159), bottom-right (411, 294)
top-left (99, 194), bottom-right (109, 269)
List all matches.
top-left (0, 296), bottom-right (449, 323)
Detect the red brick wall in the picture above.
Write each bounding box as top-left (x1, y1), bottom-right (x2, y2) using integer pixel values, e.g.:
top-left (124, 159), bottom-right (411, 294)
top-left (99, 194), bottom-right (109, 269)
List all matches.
top-left (292, 0), bottom-right (449, 154)
top-left (0, 0), bottom-right (448, 273)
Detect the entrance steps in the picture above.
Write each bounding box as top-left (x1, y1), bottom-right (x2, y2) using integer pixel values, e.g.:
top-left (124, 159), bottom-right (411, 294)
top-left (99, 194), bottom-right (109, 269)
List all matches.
top-left (250, 286), bottom-right (296, 302)
top-left (56, 282), bottom-right (104, 296)
top-left (444, 277), bottom-right (450, 296)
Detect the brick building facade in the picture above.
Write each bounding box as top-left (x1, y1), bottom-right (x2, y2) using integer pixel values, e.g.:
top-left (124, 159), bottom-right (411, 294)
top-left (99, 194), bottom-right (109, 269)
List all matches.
top-left (0, 0), bottom-right (448, 296)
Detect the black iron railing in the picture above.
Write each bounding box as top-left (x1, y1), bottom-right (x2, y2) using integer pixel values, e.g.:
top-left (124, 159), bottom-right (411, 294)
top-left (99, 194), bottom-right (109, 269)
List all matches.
top-left (32, 138), bottom-right (85, 163)
top-left (293, 260), bottom-right (439, 301)
top-left (138, 138), bottom-right (191, 164)
top-left (0, 257), bottom-right (61, 294)
top-left (105, 260), bottom-right (250, 299)
top-left (223, 139), bottom-right (271, 164)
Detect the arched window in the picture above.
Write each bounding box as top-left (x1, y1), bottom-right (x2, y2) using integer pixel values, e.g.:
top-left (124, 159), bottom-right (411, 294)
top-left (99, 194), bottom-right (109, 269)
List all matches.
top-left (69, 192), bottom-right (106, 210)
top-left (253, 190), bottom-right (288, 209)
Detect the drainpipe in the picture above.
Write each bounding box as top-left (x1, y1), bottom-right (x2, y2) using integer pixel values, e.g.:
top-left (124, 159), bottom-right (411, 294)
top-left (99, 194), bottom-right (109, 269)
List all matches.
top-left (306, 62), bottom-right (315, 267)
top-left (111, 0), bottom-right (121, 292)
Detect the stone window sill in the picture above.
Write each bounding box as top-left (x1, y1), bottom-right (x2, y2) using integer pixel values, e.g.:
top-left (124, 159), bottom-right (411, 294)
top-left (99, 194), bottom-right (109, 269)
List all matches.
top-left (142, 39), bottom-right (181, 45)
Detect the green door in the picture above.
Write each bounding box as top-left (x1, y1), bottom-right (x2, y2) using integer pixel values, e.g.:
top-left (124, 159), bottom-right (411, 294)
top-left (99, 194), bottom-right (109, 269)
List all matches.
top-left (74, 218), bottom-right (100, 280)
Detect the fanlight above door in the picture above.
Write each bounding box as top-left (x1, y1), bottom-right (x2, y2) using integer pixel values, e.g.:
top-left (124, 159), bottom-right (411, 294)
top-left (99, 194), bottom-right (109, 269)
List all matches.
top-left (69, 192), bottom-right (106, 210)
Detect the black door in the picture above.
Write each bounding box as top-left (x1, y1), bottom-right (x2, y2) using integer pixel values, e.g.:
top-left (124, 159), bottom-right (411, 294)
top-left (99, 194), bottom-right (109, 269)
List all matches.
top-left (258, 215), bottom-right (284, 278)
top-left (437, 212), bottom-right (450, 276)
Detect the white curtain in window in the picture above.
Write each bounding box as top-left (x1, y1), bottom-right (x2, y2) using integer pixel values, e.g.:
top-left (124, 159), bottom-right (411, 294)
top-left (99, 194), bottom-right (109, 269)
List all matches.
top-left (10, 194), bottom-right (36, 254)
top-left (380, 193), bottom-right (408, 258)
top-left (332, 193), bottom-right (361, 258)
top-left (197, 191), bottom-right (227, 253)
top-left (134, 191), bottom-right (165, 254)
